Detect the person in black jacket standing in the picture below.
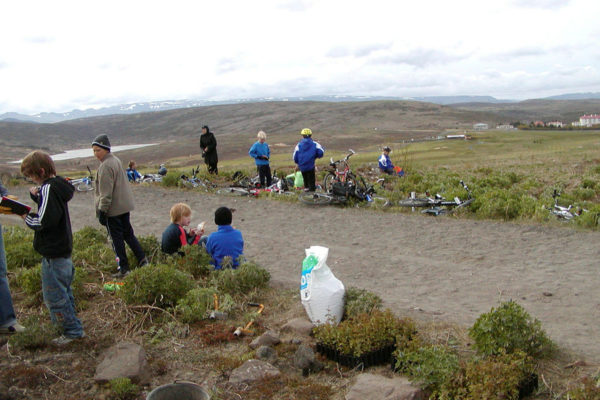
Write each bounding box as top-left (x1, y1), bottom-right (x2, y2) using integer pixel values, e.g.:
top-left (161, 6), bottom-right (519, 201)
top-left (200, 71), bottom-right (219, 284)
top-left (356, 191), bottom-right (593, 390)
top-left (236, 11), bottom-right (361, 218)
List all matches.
top-left (200, 125), bottom-right (218, 174)
top-left (20, 150), bottom-right (84, 345)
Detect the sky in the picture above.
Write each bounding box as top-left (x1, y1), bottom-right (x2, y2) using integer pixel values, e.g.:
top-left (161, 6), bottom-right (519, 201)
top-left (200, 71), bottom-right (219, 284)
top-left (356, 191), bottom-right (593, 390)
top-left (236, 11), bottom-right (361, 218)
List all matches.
top-left (1, 0), bottom-right (599, 115)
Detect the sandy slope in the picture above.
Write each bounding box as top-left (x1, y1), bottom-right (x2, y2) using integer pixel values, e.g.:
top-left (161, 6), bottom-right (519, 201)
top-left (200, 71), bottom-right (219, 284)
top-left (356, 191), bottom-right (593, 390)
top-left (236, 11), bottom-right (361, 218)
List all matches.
top-left (3, 184), bottom-right (600, 363)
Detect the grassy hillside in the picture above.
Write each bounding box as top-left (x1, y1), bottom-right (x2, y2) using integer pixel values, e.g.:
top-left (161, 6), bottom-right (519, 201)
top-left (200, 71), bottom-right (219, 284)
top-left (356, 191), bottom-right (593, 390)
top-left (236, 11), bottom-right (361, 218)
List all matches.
top-left (0, 100), bottom-right (509, 166)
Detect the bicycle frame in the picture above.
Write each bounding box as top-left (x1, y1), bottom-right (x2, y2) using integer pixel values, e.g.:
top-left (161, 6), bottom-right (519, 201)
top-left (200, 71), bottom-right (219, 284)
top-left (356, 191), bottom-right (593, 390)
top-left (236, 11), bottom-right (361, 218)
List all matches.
top-left (328, 150), bottom-right (355, 183)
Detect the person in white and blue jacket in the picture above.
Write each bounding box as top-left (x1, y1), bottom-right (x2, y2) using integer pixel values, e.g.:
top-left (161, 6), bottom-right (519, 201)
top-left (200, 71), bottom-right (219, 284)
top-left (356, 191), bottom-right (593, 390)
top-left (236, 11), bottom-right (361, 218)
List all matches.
top-left (293, 128), bottom-right (324, 191)
top-left (248, 130), bottom-right (272, 187)
top-left (378, 146), bottom-right (404, 176)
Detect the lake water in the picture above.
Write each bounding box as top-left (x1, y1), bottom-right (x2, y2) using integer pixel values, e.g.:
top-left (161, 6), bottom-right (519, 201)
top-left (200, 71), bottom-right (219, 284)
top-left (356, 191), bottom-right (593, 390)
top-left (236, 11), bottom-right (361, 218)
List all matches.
top-left (10, 143), bottom-right (158, 163)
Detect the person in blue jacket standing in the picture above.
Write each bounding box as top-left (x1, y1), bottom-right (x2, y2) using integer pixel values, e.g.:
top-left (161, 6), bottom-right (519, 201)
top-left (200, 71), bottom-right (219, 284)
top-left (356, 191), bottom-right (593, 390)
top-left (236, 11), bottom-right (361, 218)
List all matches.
top-left (293, 128), bottom-right (324, 191)
top-left (248, 130), bottom-right (272, 188)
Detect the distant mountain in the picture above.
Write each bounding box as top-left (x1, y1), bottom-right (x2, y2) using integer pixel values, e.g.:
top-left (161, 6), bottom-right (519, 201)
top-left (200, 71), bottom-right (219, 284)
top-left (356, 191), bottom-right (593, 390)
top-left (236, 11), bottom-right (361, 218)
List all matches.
top-left (543, 92), bottom-right (600, 100)
top-left (0, 95), bottom-right (511, 123)
top-left (2, 92), bottom-right (599, 124)
top-left (413, 95), bottom-right (515, 105)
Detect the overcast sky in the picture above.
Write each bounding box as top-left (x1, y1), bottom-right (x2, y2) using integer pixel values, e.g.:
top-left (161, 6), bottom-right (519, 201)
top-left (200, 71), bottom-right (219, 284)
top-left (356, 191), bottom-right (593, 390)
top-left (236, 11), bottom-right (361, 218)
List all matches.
top-left (1, 0), bottom-right (599, 115)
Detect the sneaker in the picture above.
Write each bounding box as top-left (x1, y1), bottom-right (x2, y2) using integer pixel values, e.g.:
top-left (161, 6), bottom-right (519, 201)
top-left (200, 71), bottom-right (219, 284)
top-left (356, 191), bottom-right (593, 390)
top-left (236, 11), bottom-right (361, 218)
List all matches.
top-left (0, 322), bottom-right (26, 334)
top-left (111, 269), bottom-right (130, 279)
top-left (52, 333), bottom-right (85, 346)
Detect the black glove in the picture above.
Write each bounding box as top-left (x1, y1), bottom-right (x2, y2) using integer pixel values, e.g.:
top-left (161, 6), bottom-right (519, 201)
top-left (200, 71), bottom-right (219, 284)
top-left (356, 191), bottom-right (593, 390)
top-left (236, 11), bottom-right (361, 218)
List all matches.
top-left (261, 155), bottom-right (269, 160)
top-left (97, 210), bottom-right (107, 226)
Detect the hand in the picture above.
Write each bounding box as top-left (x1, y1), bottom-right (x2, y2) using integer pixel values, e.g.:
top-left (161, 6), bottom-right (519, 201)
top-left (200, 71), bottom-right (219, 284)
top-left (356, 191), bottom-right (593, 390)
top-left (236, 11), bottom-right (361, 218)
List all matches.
top-left (29, 187), bottom-right (39, 196)
top-left (97, 211), bottom-right (107, 226)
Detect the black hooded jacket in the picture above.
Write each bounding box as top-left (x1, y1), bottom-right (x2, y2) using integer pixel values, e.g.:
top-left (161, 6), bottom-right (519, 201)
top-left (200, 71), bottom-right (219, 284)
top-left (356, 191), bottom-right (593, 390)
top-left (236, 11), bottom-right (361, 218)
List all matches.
top-left (25, 176), bottom-right (75, 258)
top-left (199, 128), bottom-right (218, 165)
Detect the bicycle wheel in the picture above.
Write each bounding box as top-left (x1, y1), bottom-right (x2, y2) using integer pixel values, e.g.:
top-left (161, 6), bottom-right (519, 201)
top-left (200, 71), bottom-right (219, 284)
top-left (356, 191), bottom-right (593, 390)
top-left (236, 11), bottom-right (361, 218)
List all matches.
top-left (397, 198), bottom-right (432, 208)
top-left (299, 192), bottom-right (334, 205)
top-left (322, 173), bottom-right (337, 193)
top-left (216, 187), bottom-right (250, 196)
top-left (76, 182), bottom-right (94, 192)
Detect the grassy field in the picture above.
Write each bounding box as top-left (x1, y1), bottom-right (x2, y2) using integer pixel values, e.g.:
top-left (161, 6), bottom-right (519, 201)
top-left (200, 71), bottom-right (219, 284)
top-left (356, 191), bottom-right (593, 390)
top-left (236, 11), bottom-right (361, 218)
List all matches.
top-left (182, 129), bottom-right (600, 229)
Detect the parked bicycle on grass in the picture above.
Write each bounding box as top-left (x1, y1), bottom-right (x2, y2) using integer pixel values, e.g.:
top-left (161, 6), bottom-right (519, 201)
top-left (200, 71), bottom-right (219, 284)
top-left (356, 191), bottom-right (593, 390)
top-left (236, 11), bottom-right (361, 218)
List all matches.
top-left (396, 180), bottom-right (474, 215)
top-left (544, 189), bottom-right (587, 221)
top-left (180, 165), bottom-right (215, 191)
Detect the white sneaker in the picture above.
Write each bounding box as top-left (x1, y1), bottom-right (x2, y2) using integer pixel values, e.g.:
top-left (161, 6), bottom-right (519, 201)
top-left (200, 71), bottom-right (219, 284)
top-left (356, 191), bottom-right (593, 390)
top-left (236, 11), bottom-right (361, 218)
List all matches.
top-left (0, 322), bottom-right (26, 334)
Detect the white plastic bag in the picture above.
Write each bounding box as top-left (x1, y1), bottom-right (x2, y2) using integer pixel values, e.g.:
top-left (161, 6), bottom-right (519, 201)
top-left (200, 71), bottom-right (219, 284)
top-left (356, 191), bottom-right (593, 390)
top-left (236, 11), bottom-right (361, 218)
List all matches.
top-left (300, 246), bottom-right (345, 325)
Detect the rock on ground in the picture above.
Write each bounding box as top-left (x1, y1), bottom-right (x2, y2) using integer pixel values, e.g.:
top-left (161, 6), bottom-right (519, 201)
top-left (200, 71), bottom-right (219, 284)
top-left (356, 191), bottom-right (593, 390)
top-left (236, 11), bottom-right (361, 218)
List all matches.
top-left (345, 373), bottom-right (424, 400)
top-left (229, 359), bottom-right (281, 384)
top-left (93, 341), bottom-right (150, 384)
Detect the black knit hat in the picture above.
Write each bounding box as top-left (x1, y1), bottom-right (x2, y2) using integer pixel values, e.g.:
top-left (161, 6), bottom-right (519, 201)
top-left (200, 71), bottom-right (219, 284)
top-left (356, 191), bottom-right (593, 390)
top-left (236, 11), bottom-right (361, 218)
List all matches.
top-left (214, 207), bottom-right (232, 226)
top-left (92, 134), bottom-right (111, 151)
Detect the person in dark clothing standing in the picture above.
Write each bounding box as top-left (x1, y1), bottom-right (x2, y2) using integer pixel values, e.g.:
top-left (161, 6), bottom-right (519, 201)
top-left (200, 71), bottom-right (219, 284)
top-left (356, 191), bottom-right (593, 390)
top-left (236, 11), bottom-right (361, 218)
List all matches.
top-left (200, 125), bottom-right (218, 174)
top-left (92, 134), bottom-right (147, 278)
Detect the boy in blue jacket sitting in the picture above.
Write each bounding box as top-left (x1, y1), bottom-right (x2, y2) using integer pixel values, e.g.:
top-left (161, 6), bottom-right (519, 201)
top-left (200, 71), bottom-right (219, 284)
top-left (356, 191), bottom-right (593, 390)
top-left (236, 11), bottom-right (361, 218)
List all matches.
top-left (205, 207), bottom-right (244, 269)
top-left (248, 130), bottom-right (272, 187)
top-left (378, 146), bottom-right (404, 176)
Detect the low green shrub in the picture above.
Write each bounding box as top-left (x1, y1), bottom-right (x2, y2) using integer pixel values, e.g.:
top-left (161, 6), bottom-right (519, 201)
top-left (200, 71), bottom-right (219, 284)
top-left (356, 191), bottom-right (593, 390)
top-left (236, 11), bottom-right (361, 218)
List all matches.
top-left (210, 261), bottom-right (270, 296)
top-left (343, 287), bottom-right (383, 319)
top-left (176, 287), bottom-right (234, 323)
top-left (2, 226), bottom-right (38, 270)
top-left (167, 244), bottom-right (213, 279)
top-left (72, 226), bottom-right (107, 251)
top-left (575, 206), bottom-right (600, 229)
top-left (16, 265), bottom-right (42, 302)
top-left (8, 315), bottom-right (58, 350)
top-left (126, 234), bottom-right (163, 267)
top-left (118, 264), bottom-right (194, 307)
top-left (461, 351), bottom-right (536, 400)
top-left (314, 309), bottom-right (413, 357)
top-left (469, 300), bottom-right (554, 358)
top-left (72, 242), bottom-right (117, 271)
top-left (109, 377), bottom-right (139, 400)
top-left (395, 344), bottom-right (460, 396)
top-left (160, 171), bottom-right (180, 187)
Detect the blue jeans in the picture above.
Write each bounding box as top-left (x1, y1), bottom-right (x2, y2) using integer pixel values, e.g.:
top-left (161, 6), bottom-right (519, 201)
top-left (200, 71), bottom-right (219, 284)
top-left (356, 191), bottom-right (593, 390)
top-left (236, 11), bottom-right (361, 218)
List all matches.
top-left (41, 257), bottom-right (84, 338)
top-left (0, 225), bottom-right (17, 329)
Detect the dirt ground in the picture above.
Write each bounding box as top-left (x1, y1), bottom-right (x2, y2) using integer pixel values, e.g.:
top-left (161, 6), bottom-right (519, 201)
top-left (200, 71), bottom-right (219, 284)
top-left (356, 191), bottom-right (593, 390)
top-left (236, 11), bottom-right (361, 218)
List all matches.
top-left (3, 183), bottom-right (600, 365)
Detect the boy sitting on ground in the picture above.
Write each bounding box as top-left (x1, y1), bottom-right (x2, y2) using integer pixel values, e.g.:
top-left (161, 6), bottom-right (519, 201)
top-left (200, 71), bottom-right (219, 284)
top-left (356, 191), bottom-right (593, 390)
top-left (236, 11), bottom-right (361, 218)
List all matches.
top-left (378, 146), bottom-right (404, 176)
top-left (205, 207), bottom-right (244, 269)
top-left (161, 203), bottom-right (206, 255)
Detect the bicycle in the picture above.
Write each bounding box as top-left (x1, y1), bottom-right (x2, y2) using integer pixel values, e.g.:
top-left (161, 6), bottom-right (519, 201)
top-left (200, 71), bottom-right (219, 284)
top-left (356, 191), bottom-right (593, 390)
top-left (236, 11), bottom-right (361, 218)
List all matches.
top-left (322, 149), bottom-right (359, 193)
top-left (141, 165), bottom-right (168, 183)
top-left (67, 167), bottom-right (94, 192)
top-left (396, 180), bottom-right (474, 215)
top-left (300, 177), bottom-right (389, 207)
top-left (180, 165), bottom-right (215, 191)
top-left (545, 190), bottom-right (587, 221)
top-left (217, 176), bottom-right (294, 198)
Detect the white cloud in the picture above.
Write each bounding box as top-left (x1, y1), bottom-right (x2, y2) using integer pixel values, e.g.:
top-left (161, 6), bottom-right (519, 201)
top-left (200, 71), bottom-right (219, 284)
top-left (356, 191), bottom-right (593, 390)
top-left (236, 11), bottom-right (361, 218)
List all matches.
top-left (0, 0), bottom-right (599, 114)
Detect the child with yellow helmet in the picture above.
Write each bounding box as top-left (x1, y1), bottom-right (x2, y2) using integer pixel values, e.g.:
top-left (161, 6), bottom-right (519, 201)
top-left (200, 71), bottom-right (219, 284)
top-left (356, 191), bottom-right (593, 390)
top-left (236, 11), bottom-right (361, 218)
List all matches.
top-left (293, 128), bottom-right (324, 191)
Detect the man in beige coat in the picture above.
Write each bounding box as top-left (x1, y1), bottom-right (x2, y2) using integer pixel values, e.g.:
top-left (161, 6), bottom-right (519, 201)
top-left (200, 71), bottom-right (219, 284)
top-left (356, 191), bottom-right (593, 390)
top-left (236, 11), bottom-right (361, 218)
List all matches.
top-left (92, 134), bottom-right (147, 278)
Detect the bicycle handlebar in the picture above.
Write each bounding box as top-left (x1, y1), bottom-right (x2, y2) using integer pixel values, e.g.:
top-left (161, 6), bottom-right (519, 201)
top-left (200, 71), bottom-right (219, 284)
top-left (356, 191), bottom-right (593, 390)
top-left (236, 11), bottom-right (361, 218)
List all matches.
top-left (330, 149), bottom-right (356, 166)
